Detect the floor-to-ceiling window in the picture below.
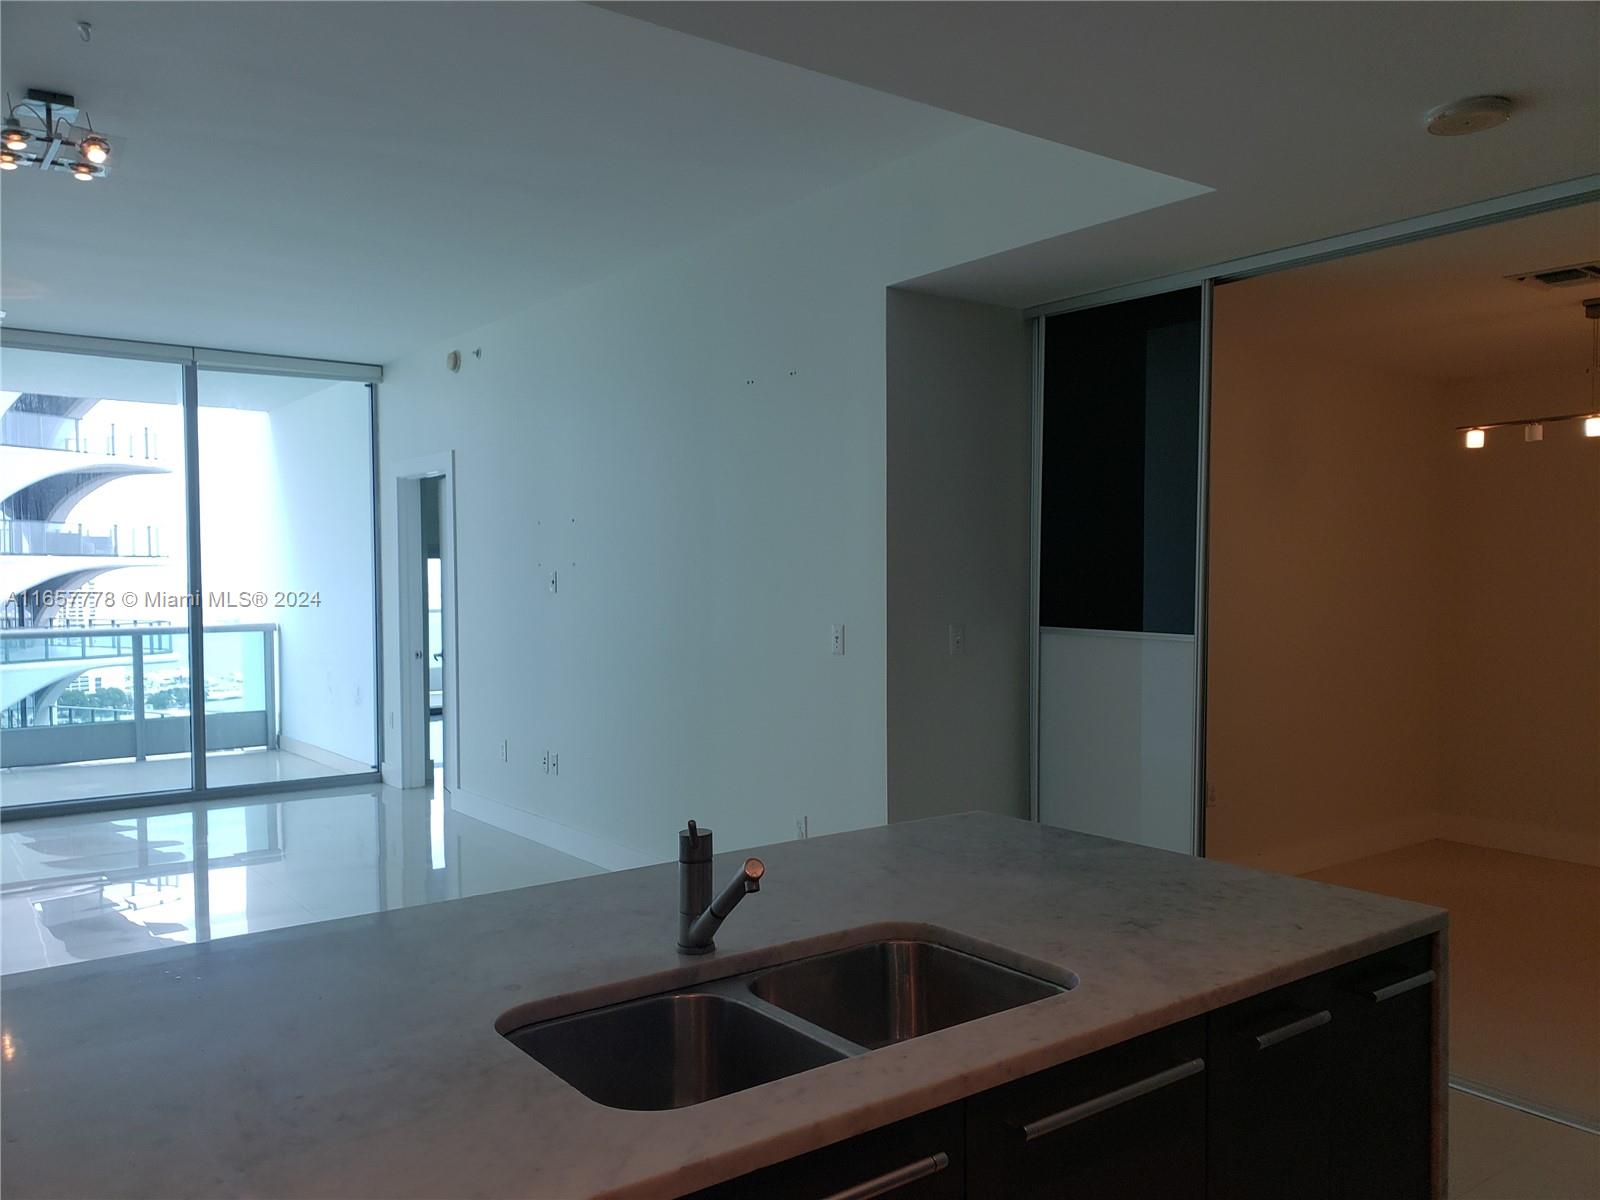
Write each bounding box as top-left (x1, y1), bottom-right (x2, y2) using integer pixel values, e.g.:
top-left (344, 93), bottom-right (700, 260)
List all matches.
top-left (197, 370), bottom-right (377, 785)
top-left (1, 349), bottom-right (193, 807)
top-left (0, 338), bottom-right (378, 814)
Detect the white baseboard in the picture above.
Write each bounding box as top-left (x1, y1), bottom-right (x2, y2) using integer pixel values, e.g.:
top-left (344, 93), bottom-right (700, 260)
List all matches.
top-left (279, 735), bottom-right (372, 776)
top-left (1435, 813), bottom-right (1600, 868)
top-left (448, 787), bottom-right (658, 872)
top-left (1233, 813), bottom-right (1441, 877)
top-left (1231, 810), bottom-right (1600, 876)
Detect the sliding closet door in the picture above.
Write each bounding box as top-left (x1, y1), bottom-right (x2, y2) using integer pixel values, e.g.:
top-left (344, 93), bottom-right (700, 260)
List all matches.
top-left (1036, 288), bottom-right (1206, 853)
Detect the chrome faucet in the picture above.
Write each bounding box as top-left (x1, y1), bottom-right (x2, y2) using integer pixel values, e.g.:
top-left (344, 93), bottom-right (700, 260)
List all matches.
top-left (678, 820), bottom-right (764, 955)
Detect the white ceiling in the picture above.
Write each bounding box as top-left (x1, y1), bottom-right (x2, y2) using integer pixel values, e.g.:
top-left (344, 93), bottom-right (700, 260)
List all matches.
top-left (0, 1), bottom-right (972, 363)
top-left (2, 2), bottom-right (1595, 364)
top-left (1216, 203), bottom-right (1600, 383)
top-left (613, 2), bottom-right (1600, 307)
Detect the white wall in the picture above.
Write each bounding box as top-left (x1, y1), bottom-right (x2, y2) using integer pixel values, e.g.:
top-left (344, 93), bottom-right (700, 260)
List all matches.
top-left (1437, 369), bottom-right (1600, 864)
top-left (1207, 340), bottom-right (1598, 872)
top-left (377, 125), bottom-right (1203, 862)
top-left (1207, 339), bottom-right (1447, 873)
top-left (266, 382), bottom-right (376, 768)
top-left (885, 290), bottom-right (1032, 824)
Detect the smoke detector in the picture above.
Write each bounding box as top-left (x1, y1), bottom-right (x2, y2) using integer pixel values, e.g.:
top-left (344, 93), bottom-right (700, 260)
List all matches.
top-left (1424, 95), bottom-right (1513, 136)
top-left (1507, 261), bottom-right (1600, 290)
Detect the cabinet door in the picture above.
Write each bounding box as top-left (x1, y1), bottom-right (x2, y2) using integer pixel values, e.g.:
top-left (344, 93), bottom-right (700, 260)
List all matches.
top-left (966, 1018), bottom-right (1206, 1199)
top-left (685, 1102), bottom-right (962, 1200)
top-left (1207, 974), bottom-right (1338, 1200)
top-left (1327, 939), bottom-right (1437, 1200)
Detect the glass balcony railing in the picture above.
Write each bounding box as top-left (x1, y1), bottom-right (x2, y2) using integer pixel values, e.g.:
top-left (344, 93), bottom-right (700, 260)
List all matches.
top-left (0, 624), bottom-right (278, 766)
top-left (0, 519), bottom-right (163, 557)
top-left (0, 411), bottom-right (162, 460)
top-left (0, 627), bottom-right (176, 665)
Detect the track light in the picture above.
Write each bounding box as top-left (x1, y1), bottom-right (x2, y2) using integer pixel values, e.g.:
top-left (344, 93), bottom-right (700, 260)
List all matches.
top-left (1455, 300), bottom-right (1600, 449)
top-left (79, 133), bottom-right (110, 164)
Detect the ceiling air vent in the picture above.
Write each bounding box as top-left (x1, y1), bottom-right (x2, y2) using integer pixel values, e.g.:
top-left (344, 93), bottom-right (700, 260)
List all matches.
top-left (1507, 261), bottom-right (1600, 289)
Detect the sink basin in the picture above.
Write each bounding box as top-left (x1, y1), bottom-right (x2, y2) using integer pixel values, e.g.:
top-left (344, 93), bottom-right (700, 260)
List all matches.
top-left (748, 940), bottom-right (1066, 1049)
top-left (503, 991), bottom-right (847, 1110)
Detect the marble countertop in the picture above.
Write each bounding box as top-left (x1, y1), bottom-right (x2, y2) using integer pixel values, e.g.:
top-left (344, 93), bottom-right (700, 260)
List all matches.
top-left (0, 813), bottom-right (1446, 1199)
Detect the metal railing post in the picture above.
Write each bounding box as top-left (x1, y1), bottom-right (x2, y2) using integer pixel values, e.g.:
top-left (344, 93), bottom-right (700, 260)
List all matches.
top-left (132, 631), bottom-right (147, 761)
top-left (263, 627), bottom-right (278, 750)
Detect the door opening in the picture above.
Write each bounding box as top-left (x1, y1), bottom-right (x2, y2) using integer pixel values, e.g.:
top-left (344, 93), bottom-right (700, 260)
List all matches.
top-left (393, 452), bottom-right (457, 794)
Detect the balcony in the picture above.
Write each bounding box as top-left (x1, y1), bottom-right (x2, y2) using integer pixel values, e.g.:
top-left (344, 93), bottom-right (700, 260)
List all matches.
top-left (0, 409), bottom-right (162, 461)
top-left (0, 518), bottom-right (163, 558)
top-left (1, 624), bottom-right (280, 775)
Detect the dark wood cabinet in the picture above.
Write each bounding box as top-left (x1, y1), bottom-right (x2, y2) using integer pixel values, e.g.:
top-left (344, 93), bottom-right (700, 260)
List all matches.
top-left (686, 1102), bottom-right (963, 1200)
top-left (1327, 940), bottom-right (1437, 1200)
top-left (1206, 967), bottom-right (1340, 1200)
top-left (966, 1017), bottom-right (1205, 1199)
top-left (685, 939), bottom-right (1438, 1200)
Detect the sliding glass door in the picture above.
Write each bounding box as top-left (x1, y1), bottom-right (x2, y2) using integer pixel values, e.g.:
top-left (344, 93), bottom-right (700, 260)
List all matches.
top-left (1, 340), bottom-right (378, 814)
top-left (1, 349), bottom-right (192, 808)
top-left (1034, 287), bottom-right (1208, 854)
top-left (196, 371), bottom-right (376, 785)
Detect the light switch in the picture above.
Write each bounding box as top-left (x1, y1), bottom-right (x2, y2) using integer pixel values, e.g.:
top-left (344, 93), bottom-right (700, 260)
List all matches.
top-left (831, 624), bottom-right (845, 656)
top-left (948, 624), bottom-right (966, 656)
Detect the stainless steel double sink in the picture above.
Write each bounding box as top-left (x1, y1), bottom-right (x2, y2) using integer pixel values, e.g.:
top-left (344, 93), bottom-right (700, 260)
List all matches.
top-left (501, 935), bottom-right (1075, 1111)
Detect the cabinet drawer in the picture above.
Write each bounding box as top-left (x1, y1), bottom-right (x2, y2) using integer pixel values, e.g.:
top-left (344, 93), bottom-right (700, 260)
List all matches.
top-left (967, 1018), bottom-right (1207, 1199)
top-left (686, 1102), bottom-right (962, 1200)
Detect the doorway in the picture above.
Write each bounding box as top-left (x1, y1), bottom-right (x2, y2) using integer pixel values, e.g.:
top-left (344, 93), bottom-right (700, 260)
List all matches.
top-left (393, 453), bottom-right (457, 794)
top-left (1205, 205), bottom-right (1600, 1148)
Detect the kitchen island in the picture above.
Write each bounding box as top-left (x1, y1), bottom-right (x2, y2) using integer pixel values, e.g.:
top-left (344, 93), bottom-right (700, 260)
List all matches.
top-left (0, 812), bottom-right (1446, 1199)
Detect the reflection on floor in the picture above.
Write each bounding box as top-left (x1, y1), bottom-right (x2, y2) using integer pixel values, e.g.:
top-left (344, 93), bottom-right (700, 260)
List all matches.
top-left (1450, 1091), bottom-right (1600, 1199)
top-left (1307, 840), bottom-right (1600, 1129)
top-left (0, 747), bottom-right (362, 810)
top-left (0, 779), bottom-right (602, 974)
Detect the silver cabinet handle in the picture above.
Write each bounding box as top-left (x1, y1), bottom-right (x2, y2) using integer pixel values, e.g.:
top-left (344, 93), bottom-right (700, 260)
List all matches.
top-left (1369, 970), bottom-right (1435, 1004)
top-left (1254, 1009), bottom-right (1331, 1050)
top-left (819, 1152), bottom-right (949, 1200)
top-left (1020, 1058), bottom-right (1206, 1142)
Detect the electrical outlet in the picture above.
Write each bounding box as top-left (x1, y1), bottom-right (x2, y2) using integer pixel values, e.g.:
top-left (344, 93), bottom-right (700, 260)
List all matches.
top-left (542, 749), bottom-right (551, 775)
top-left (499, 739), bottom-right (508, 763)
top-left (795, 815), bottom-right (810, 840)
top-left (831, 624), bottom-right (845, 656)
top-left (948, 623), bottom-right (966, 656)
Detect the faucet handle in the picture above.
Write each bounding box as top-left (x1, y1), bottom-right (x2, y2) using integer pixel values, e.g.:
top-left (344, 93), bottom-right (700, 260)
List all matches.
top-left (741, 858), bottom-right (765, 891)
top-left (680, 820), bottom-right (712, 862)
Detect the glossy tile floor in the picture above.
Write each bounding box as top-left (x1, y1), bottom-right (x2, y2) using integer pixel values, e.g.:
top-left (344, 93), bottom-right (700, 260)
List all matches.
top-left (0, 779), bottom-right (601, 974)
top-left (0, 747), bottom-right (358, 810)
top-left (1450, 1091), bottom-right (1600, 1199)
top-left (1308, 840), bottom-right (1600, 1130)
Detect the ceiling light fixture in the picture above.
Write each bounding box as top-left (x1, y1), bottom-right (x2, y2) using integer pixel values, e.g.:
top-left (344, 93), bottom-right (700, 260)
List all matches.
top-left (0, 150), bottom-right (20, 171)
top-left (0, 88), bottom-right (116, 180)
top-left (1424, 95), bottom-right (1513, 137)
top-left (1455, 298), bottom-right (1600, 448)
top-left (79, 133), bottom-right (110, 164)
